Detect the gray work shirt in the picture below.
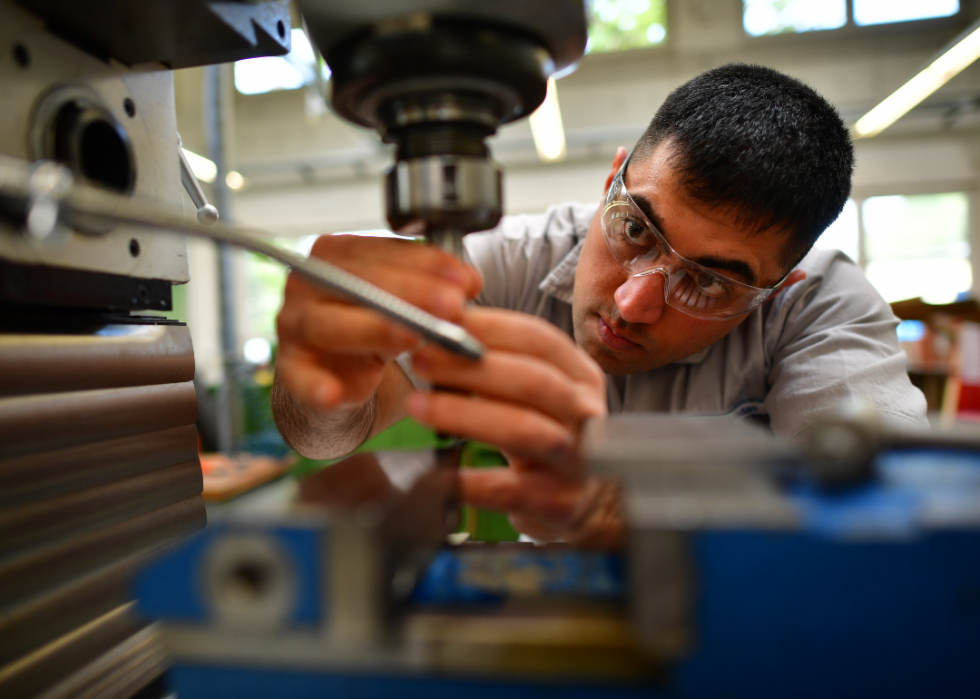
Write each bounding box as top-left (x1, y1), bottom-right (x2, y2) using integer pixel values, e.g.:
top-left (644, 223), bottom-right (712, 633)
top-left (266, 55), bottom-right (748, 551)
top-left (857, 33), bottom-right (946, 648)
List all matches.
top-left (462, 201), bottom-right (928, 441)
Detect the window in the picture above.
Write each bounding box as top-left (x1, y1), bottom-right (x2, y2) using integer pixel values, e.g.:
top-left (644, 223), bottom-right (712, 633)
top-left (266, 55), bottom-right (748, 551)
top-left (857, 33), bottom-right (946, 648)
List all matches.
top-left (863, 193), bottom-right (970, 304)
top-left (853, 0), bottom-right (959, 26)
top-left (815, 198), bottom-right (859, 262)
top-left (743, 0), bottom-right (847, 36)
top-left (234, 29), bottom-right (329, 95)
top-left (589, 0), bottom-right (667, 53)
top-left (815, 193), bottom-right (971, 304)
top-left (743, 0), bottom-right (959, 36)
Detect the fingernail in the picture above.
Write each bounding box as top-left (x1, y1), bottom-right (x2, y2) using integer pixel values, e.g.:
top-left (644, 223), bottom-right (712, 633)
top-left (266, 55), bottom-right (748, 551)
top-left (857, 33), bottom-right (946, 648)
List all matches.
top-left (407, 392), bottom-right (429, 416)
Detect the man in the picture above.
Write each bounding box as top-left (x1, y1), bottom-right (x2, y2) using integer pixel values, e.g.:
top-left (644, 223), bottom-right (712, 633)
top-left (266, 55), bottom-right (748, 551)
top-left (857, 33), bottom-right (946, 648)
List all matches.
top-left (272, 64), bottom-right (927, 545)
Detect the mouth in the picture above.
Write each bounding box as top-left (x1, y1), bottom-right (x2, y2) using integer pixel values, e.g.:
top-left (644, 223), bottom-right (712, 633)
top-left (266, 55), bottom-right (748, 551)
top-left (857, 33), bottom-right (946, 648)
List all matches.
top-left (597, 315), bottom-right (641, 351)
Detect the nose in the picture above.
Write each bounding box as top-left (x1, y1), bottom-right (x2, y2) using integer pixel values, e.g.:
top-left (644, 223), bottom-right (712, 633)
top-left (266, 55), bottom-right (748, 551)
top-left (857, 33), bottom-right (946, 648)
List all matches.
top-left (614, 270), bottom-right (668, 325)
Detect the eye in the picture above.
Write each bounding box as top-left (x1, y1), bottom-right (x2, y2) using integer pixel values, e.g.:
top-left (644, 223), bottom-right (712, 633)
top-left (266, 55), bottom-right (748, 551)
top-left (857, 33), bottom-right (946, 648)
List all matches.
top-left (692, 271), bottom-right (731, 298)
top-left (624, 218), bottom-right (649, 245)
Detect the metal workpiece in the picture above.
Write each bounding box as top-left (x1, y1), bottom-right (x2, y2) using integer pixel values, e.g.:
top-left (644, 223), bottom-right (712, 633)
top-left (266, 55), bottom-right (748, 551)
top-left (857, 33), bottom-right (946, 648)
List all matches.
top-left (801, 397), bottom-right (885, 488)
top-left (0, 154), bottom-right (484, 360)
top-left (584, 414), bottom-right (801, 530)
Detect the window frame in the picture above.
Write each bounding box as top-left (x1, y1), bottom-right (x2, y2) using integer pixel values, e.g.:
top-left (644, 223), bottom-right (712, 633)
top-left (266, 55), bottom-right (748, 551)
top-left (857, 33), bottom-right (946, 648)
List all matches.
top-left (741, 0), bottom-right (967, 41)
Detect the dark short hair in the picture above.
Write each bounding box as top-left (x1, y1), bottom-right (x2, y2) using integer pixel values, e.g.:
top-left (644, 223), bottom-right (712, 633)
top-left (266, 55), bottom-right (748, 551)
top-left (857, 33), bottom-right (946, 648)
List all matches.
top-left (633, 63), bottom-right (854, 269)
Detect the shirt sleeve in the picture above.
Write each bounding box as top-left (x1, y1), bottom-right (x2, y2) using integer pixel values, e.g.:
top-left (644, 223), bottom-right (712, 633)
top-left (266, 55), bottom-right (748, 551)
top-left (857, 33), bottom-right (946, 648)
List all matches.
top-left (763, 250), bottom-right (928, 441)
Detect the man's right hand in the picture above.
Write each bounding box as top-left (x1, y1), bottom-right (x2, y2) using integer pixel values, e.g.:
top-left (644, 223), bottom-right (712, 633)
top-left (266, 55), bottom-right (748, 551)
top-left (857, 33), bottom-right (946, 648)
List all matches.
top-left (275, 232), bottom-right (481, 416)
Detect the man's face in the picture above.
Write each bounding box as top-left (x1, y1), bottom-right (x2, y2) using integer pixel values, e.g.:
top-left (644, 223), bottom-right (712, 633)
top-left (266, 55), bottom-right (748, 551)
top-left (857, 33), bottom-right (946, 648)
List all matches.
top-left (572, 144), bottom-right (795, 375)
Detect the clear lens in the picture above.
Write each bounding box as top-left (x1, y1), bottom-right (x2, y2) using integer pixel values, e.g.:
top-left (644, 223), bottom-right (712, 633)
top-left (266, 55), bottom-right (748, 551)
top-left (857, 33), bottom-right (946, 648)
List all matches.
top-left (601, 168), bottom-right (775, 320)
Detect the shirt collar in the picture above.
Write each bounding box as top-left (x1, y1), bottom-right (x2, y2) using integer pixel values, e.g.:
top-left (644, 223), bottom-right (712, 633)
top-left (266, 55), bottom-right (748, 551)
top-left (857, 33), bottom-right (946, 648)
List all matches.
top-left (537, 236), bottom-right (712, 366)
top-left (538, 239), bottom-right (582, 305)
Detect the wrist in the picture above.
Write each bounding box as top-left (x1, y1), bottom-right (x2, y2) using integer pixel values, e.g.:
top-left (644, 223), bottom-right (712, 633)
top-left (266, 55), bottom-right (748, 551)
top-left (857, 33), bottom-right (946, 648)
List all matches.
top-left (271, 372), bottom-right (377, 459)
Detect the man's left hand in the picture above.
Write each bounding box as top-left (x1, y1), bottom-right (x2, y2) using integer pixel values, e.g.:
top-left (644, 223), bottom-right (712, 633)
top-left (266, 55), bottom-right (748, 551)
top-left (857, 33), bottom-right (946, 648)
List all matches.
top-left (406, 308), bottom-right (621, 545)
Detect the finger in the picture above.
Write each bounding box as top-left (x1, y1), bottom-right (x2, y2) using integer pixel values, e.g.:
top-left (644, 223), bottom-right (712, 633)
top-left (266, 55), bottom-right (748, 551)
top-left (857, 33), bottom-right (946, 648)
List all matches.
top-left (459, 469), bottom-right (588, 523)
top-left (406, 391), bottom-right (577, 470)
top-left (278, 348), bottom-right (390, 409)
top-left (287, 264), bottom-right (470, 322)
top-left (462, 308), bottom-right (605, 390)
top-left (280, 303), bottom-right (419, 359)
top-left (275, 349), bottom-right (344, 410)
top-left (411, 348), bottom-right (605, 427)
top-left (309, 234), bottom-right (482, 298)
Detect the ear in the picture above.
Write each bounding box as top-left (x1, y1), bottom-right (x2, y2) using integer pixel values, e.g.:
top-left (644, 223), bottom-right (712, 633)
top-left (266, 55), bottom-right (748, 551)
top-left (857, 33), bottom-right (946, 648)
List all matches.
top-left (766, 269), bottom-right (807, 302)
top-left (603, 147), bottom-right (629, 196)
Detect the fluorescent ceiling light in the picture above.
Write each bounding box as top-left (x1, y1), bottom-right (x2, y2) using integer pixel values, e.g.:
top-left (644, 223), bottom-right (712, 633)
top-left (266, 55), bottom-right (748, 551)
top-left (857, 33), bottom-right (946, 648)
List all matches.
top-left (333, 229), bottom-right (417, 240)
top-left (225, 171), bottom-right (247, 191)
top-left (529, 77), bottom-right (567, 162)
top-left (853, 18), bottom-right (980, 138)
top-left (181, 148), bottom-right (217, 183)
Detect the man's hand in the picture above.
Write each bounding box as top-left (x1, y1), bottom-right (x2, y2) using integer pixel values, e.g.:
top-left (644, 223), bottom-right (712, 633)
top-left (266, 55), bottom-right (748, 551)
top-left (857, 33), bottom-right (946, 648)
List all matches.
top-left (405, 308), bottom-right (621, 546)
top-left (273, 232), bottom-right (481, 458)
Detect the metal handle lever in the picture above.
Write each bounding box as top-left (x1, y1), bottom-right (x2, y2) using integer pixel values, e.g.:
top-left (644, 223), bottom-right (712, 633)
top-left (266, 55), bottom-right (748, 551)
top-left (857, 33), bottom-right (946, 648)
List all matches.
top-left (177, 133), bottom-right (219, 226)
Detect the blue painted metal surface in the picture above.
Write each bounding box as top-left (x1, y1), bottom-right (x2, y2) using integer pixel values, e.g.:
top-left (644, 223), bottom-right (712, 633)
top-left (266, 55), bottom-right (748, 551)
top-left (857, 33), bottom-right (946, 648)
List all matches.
top-left (676, 530), bottom-right (980, 699)
top-left (134, 523), bottom-right (323, 626)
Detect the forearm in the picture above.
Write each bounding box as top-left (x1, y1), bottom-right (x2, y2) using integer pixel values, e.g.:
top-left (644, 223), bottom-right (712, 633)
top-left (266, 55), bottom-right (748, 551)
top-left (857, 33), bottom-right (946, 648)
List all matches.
top-left (271, 370), bottom-right (377, 460)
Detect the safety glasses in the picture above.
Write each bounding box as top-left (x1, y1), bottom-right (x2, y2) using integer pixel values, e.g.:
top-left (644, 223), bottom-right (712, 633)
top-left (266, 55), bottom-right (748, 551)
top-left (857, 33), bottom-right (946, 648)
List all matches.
top-left (600, 154), bottom-right (790, 321)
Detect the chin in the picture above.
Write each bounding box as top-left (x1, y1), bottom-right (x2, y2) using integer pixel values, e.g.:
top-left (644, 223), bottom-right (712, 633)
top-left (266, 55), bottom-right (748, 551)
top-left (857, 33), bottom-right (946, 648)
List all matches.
top-left (581, 339), bottom-right (639, 376)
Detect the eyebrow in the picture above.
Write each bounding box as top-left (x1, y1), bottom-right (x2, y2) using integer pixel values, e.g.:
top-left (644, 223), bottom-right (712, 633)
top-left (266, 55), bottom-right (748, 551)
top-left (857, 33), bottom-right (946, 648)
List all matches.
top-left (631, 192), bottom-right (758, 286)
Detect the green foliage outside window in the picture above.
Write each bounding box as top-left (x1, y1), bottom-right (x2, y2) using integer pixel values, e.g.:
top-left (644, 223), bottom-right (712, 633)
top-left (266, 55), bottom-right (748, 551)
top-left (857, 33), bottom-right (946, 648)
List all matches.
top-left (589, 0), bottom-right (667, 53)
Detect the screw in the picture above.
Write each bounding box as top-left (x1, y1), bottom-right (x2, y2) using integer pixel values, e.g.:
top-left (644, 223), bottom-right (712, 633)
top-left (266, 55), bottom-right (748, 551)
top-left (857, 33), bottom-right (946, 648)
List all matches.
top-left (12, 43), bottom-right (29, 68)
top-left (123, 98), bottom-right (136, 117)
top-left (129, 238), bottom-right (140, 257)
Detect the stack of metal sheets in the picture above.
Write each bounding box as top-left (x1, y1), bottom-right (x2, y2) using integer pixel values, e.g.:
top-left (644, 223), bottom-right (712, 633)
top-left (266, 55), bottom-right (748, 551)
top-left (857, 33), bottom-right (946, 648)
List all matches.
top-left (0, 319), bottom-right (206, 698)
